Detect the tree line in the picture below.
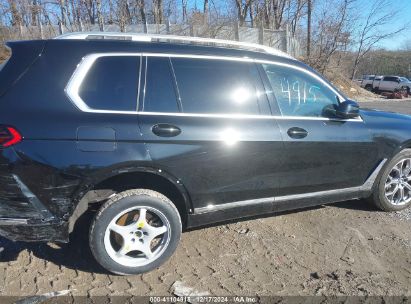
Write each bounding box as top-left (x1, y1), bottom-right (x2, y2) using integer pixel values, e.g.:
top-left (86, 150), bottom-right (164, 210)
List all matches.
top-left (0, 0), bottom-right (407, 79)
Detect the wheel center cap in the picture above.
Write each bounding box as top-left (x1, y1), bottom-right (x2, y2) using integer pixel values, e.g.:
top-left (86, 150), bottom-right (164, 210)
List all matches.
top-left (135, 231), bottom-right (143, 238)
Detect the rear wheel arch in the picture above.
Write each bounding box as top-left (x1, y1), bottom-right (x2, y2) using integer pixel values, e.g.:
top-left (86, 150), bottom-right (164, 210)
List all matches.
top-left (68, 167), bottom-right (192, 233)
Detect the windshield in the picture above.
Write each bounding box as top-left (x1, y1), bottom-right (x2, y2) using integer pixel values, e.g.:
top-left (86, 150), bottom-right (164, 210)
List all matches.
top-left (400, 77), bottom-right (409, 82)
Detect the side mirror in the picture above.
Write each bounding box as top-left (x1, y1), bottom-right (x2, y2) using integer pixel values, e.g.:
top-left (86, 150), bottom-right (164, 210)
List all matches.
top-left (335, 100), bottom-right (360, 119)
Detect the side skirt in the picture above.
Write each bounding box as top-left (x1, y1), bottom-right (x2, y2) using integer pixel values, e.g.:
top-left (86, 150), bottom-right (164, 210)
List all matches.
top-left (187, 159), bottom-right (386, 228)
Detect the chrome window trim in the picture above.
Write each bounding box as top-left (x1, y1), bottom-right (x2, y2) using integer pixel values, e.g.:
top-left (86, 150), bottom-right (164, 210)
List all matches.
top-left (65, 53), bottom-right (142, 113)
top-left (137, 111), bottom-right (363, 122)
top-left (65, 52), bottom-right (360, 121)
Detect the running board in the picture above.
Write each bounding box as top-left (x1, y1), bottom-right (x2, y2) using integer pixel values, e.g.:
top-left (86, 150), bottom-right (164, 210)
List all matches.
top-left (194, 159), bottom-right (387, 215)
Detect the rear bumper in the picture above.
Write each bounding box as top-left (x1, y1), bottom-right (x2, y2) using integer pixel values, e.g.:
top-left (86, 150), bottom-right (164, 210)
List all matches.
top-left (0, 148), bottom-right (68, 242)
top-left (0, 175), bottom-right (68, 242)
top-left (0, 220), bottom-right (68, 242)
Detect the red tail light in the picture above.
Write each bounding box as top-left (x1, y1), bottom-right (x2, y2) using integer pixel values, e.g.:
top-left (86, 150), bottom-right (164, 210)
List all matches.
top-left (0, 126), bottom-right (22, 147)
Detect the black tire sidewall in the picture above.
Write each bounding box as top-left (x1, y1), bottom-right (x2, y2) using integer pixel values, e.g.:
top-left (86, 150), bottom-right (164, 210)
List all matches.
top-left (375, 150), bottom-right (411, 211)
top-left (90, 194), bottom-right (181, 275)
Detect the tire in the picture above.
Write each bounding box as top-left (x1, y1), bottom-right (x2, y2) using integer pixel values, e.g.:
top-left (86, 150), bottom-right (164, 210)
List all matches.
top-left (370, 149), bottom-right (411, 212)
top-left (89, 189), bottom-right (182, 275)
top-left (365, 84), bottom-right (372, 91)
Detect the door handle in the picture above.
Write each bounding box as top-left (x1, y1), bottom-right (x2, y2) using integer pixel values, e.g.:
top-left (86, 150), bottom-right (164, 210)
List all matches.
top-left (152, 124), bottom-right (181, 137)
top-left (287, 127), bottom-right (308, 139)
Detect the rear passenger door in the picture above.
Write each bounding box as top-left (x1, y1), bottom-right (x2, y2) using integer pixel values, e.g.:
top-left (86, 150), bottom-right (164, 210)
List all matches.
top-left (380, 76), bottom-right (398, 91)
top-left (137, 55), bottom-right (283, 212)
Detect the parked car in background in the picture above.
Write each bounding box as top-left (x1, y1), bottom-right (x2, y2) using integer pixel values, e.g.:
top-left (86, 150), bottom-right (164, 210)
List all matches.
top-left (372, 75), bottom-right (411, 96)
top-left (2, 33), bottom-right (411, 275)
top-left (360, 75), bottom-right (382, 91)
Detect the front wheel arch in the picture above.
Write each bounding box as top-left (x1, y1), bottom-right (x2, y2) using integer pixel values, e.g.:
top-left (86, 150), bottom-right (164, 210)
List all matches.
top-left (369, 148), bottom-right (411, 211)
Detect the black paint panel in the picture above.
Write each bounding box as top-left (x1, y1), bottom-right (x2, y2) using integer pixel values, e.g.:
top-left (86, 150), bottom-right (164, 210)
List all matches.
top-left (0, 39), bottom-right (410, 242)
top-left (77, 127), bottom-right (117, 152)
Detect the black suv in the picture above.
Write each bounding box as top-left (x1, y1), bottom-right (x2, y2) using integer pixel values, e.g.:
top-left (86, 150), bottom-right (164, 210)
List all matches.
top-left (1, 33), bottom-right (411, 275)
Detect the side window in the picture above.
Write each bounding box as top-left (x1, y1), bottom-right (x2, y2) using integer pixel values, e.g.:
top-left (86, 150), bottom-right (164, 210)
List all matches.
top-left (144, 57), bottom-right (179, 112)
top-left (383, 76), bottom-right (396, 82)
top-left (262, 64), bottom-right (339, 117)
top-left (171, 58), bottom-right (260, 114)
top-left (79, 56), bottom-right (140, 111)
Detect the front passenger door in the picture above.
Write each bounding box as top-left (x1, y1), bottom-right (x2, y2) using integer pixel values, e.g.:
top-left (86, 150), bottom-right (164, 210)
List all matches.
top-left (259, 63), bottom-right (380, 196)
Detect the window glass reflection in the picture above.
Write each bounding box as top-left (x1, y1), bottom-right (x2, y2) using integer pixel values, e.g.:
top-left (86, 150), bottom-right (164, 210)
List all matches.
top-left (79, 56), bottom-right (140, 111)
top-left (172, 58), bottom-right (260, 115)
top-left (262, 64), bottom-right (338, 117)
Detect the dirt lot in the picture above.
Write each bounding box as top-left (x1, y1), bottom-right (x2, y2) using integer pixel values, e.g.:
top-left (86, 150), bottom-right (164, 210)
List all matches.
top-left (1, 99), bottom-right (411, 300)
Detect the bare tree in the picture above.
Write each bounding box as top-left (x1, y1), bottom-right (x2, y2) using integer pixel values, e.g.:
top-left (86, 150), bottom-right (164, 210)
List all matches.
top-left (31, 0), bottom-right (40, 25)
top-left (83, 0), bottom-right (96, 25)
top-left (96, 0), bottom-right (104, 30)
top-left (284, 0), bottom-right (307, 36)
top-left (8, 0), bottom-right (22, 26)
top-left (350, 0), bottom-right (406, 79)
top-left (235, 0), bottom-right (253, 26)
top-left (272, 0), bottom-right (287, 29)
top-left (203, 0), bottom-right (208, 24)
top-left (181, 0), bottom-right (187, 22)
top-left (136, 0), bottom-right (146, 28)
top-left (306, 0), bottom-right (311, 57)
top-left (309, 0), bottom-right (354, 73)
top-left (152, 0), bottom-right (163, 23)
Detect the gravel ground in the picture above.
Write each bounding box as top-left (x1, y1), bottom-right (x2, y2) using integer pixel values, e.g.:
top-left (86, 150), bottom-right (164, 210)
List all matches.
top-left (0, 99), bottom-right (410, 300)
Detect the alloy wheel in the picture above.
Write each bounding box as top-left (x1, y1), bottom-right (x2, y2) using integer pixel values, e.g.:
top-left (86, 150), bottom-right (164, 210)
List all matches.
top-left (103, 206), bottom-right (171, 267)
top-left (385, 158), bottom-right (411, 206)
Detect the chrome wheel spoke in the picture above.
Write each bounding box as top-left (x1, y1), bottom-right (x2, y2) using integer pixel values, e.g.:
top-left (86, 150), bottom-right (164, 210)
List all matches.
top-left (137, 241), bottom-right (154, 259)
top-left (385, 177), bottom-right (396, 187)
top-left (386, 185), bottom-right (399, 197)
top-left (138, 208), bottom-right (147, 223)
top-left (146, 224), bottom-right (167, 239)
top-left (117, 243), bottom-right (132, 257)
top-left (404, 183), bottom-right (411, 191)
top-left (398, 161), bottom-right (404, 175)
top-left (109, 223), bottom-right (133, 239)
top-left (403, 160), bottom-right (411, 176)
top-left (399, 187), bottom-right (405, 202)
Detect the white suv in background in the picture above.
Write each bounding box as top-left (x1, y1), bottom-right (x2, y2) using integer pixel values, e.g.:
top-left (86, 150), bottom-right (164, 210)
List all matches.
top-left (372, 76), bottom-right (411, 95)
top-left (360, 75), bottom-right (382, 91)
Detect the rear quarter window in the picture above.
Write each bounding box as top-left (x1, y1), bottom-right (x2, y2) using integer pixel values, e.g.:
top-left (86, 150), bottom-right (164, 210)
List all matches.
top-left (79, 56), bottom-right (140, 111)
